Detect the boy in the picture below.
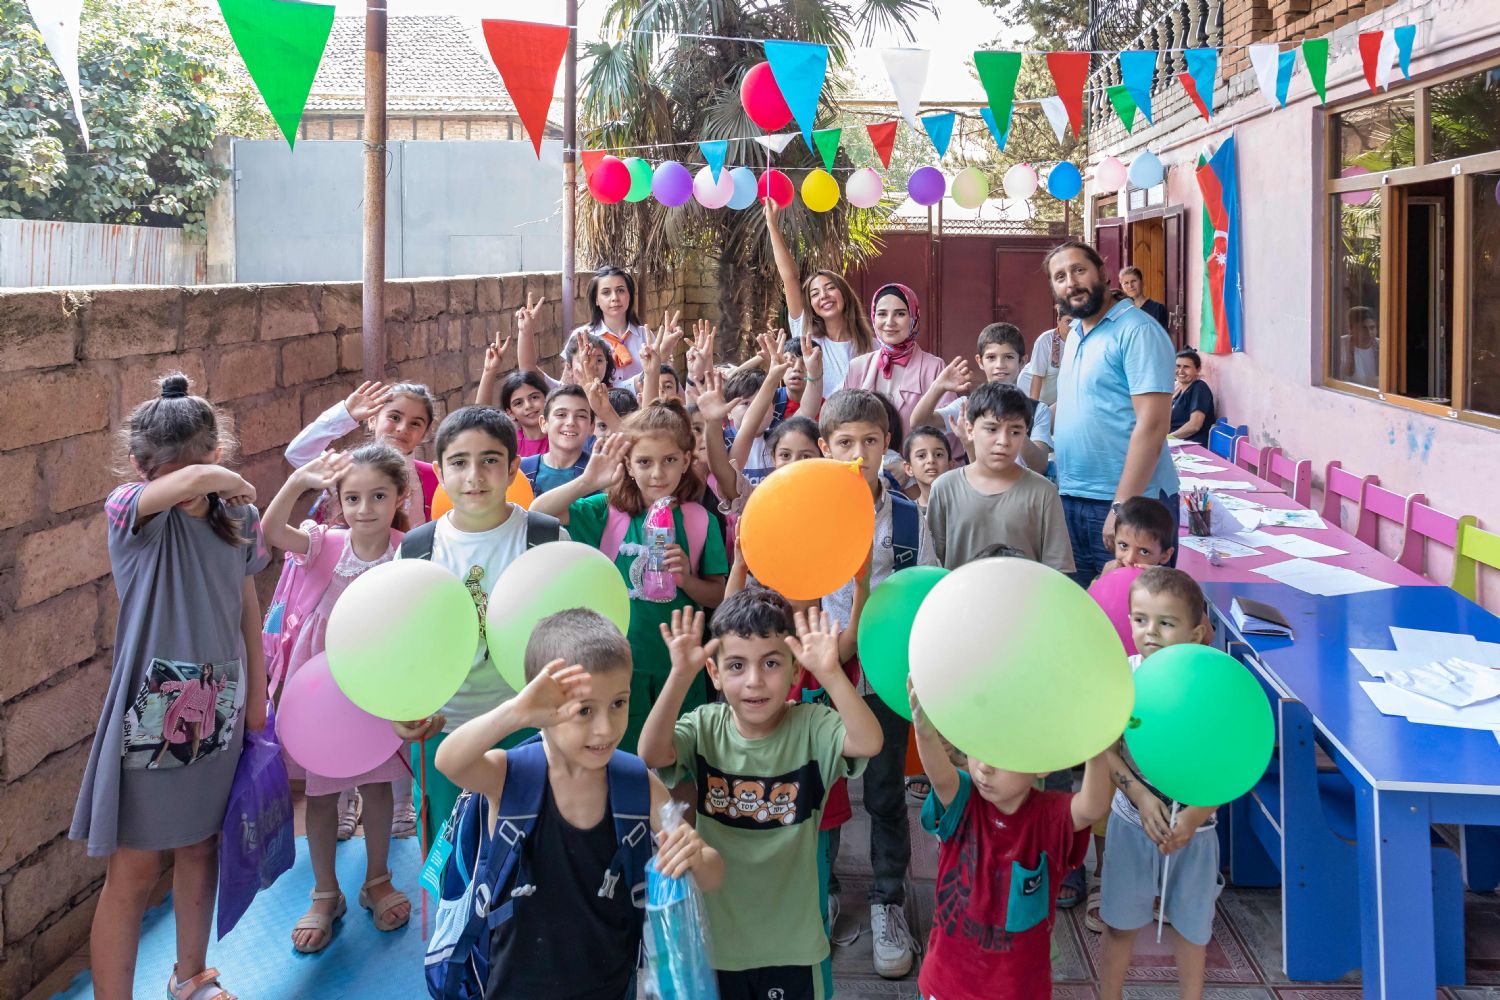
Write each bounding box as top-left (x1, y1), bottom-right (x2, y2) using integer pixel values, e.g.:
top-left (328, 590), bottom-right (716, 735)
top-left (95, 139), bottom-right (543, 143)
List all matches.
top-left (519, 384), bottom-right (593, 496)
top-left (436, 608), bottom-right (724, 999)
top-left (925, 382), bottom-right (1074, 574)
top-left (725, 354), bottom-right (791, 486)
top-left (901, 424), bottom-right (951, 516)
top-left (1099, 567), bottom-right (1219, 1000)
top-left (393, 405), bottom-right (568, 844)
top-left (910, 680), bottom-right (1112, 1000)
top-left (818, 388), bottom-right (937, 978)
top-left (1102, 495), bottom-right (1176, 573)
top-left (639, 592), bottom-right (882, 999)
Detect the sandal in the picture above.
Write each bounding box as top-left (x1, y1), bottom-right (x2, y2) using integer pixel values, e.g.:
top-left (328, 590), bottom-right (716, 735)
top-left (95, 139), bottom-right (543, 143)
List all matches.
top-left (167, 966), bottom-right (237, 1000)
top-left (904, 775), bottom-right (931, 802)
top-left (360, 872), bottom-right (411, 932)
top-left (291, 888), bottom-right (346, 954)
top-left (391, 800), bottom-right (417, 839)
top-left (1056, 865), bottom-right (1086, 909)
top-left (336, 789), bottom-right (362, 841)
top-left (1084, 886), bottom-right (1104, 933)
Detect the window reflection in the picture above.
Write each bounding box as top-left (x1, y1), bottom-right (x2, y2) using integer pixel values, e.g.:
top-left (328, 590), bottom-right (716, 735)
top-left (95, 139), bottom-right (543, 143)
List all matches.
top-left (1332, 192), bottom-right (1382, 388)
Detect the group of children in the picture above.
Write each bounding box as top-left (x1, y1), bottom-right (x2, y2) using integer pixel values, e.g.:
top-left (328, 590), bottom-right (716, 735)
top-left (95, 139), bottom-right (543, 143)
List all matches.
top-left (75, 258), bottom-right (1226, 1000)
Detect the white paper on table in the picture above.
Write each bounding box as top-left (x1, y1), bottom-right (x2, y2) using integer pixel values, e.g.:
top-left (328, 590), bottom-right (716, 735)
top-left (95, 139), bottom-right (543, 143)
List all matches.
top-left (1233, 529), bottom-right (1282, 547)
top-left (1251, 558), bottom-right (1396, 596)
top-left (1389, 626), bottom-right (1487, 665)
top-left (1213, 494), bottom-right (1265, 512)
top-left (1352, 647), bottom-right (1423, 678)
top-left (1360, 681), bottom-right (1500, 730)
top-left (1167, 438), bottom-right (1190, 448)
top-left (1260, 534), bottom-right (1347, 558)
top-left (1257, 509), bottom-right (1327, 530)
top-left (1179, 535), bottom-right (1261, 558)
top-left (1180, 477), bottom-right (1257, 491)
top-left (1382, 658), bottom-right (1500, 707)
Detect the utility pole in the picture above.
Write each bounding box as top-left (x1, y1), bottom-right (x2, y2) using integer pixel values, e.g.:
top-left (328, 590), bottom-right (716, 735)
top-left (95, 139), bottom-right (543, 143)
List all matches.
top-left (361, 0), bottom-right (387, 381)
top-left (560, 0), bottom-right (578, 335)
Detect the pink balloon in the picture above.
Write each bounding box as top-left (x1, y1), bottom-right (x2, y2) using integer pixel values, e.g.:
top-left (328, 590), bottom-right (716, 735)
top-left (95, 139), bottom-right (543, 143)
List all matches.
top-left (845, 167), bottom-right (884, 209)
top-left (1096, 156), bottom-right (1128, 193)
top-left (741, 61), bottom-right (793, 131)
top-left (693, 165), bottom-right (735, 209)
top-left (1087, 566), bottom-right (1144, 657)
top-left (279, 653), bottom-right (403, 779)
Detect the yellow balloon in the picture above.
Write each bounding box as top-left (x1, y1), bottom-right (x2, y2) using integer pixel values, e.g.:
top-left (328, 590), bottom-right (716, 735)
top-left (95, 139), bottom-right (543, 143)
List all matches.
top-left (801, 169), bottom-right (840, 213)
top-left (430, 474), bottom-right (533, 520)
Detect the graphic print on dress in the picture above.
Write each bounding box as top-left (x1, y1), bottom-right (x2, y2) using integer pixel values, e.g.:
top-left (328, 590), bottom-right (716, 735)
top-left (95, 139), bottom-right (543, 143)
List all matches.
top-left (123, 657), bottom-right (244, 770)
top-left (693, 755), bottom-right (827, 830)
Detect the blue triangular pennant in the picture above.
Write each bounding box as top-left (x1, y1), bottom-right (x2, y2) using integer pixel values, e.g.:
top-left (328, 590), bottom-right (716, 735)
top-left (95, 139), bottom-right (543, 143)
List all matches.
top-left (699, 140), bottom-right (729, 182)
top-left (762, 39), bottom-right (829, 149)
top-left (1393, 25), bottom-right (1416, 80)
top-left (1183, 48), bottom-right (1217, 119)
top-left (1275, 48), bottom-right (1297, 107)
top-left (1119, 50), bottom-right (1159, 125)
top-left (919, 112), bottom-right (955, 159)
top-left (980, 105), bottom-right (1014, 152)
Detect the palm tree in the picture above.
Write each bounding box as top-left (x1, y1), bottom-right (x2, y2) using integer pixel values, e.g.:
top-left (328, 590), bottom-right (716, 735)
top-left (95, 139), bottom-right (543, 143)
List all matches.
top-left (581, 0), bottom-right (933, 346)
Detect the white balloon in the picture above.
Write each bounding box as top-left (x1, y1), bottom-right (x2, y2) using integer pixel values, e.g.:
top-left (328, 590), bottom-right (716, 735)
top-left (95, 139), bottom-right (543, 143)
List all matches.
top-left (1002, 162), bottom-right (1038, 201)
top-left (845, 167), bottom-right (884, 209)
top-left (692, 165), bottom-right (736, 209)
top-left (1095, 155), bottom-right (1128, 193)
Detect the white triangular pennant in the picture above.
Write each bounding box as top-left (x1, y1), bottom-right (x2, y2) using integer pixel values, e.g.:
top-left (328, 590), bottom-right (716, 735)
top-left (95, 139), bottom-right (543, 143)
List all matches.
top-left (1247, 43), bottom-right (1282, 108)
top-left (1375, 29), bottom-right (1399, 90)
top-left (25, 0), bottom-right (89, 148)
top-left (881, 48), bottom-right (930, 132)
top-left (753, 133), bottom-right (798, 155)
top-left (1038, 96), bottom-right (1069, 146)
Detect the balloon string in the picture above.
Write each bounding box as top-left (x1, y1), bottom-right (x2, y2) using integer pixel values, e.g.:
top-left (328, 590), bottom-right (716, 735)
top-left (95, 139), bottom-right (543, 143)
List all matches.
top-left (418, 737), bottom-right (430, 940)
top-left (1156, 800), bottom-right (1179, 943)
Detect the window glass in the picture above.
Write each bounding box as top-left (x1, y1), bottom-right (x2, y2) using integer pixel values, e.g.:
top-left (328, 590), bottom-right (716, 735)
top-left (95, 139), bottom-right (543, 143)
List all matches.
top-left (1469, 171), bottom-right (1500, 415)
top-left (1335, 96), bottom-right (1415, 174)
top-left (1331, 192), bottom-right (1382, 388)
top-left (1429, 67), bottom-right (1500, 162)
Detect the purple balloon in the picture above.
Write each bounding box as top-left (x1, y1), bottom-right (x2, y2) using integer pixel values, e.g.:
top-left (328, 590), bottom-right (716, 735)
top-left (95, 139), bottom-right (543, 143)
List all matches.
top-left (652, 161), bottom-right (694, 207)
top-left (907, 166), bottom-right (946, 207)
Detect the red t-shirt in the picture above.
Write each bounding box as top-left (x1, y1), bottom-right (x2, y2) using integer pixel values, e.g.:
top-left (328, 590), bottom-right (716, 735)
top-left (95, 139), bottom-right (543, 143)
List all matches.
top-left (788, 656), bottom-right (861, 830)
top-left (917, 774), bottom-right (1088, 1000)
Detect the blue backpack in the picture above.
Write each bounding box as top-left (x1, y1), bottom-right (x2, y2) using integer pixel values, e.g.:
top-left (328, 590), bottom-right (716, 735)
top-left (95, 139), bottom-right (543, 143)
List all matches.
top-left (517, 453), bottom-right (589, 494)
top-left (422, 736), bottom-right (653, 999)
top-left (889, 488), bottom-right (920, 571)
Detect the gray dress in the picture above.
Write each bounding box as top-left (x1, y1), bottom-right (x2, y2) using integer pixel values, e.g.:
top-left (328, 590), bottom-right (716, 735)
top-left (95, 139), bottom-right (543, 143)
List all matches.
top-left (70, 482), bottom-right (270, 856)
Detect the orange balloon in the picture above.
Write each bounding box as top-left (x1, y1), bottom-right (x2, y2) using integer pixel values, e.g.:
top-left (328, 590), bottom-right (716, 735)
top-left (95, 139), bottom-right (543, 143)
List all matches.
top-left (429, 475), bottom-right (533, 520)
top-left (740, 459), bottom-right (876, 601)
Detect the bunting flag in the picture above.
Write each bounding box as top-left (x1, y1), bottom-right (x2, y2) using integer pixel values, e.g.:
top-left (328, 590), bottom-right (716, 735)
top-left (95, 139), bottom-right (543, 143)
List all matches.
top-left (1275, 48), bottom-right (1297, 106)
top-left (974, 51), bottom-right (1022, 147)
top-left (1248, 43), bottom-right (1296, 107)
top-left (1119, 50), bottom-right (1158, 125)
top-left (811, 127), bottom-right (841, 169)
top-left (1196, 136), bottom-right (1244, 354)
top-left (754, 133), bottom-right (797, 154)
top-left (979, 105), bottom-right (1013, 152)
top-left (1394, 24), bottom-right (1416, 80)
top-left (881, 48), bottom-right (930, 131)
top-left (1038, 95), bottom-right (1070, 145)
top-left (698, 139), bottom-right (728, 181)
top-left (763, 39), bottom-right (829, 148)
top-left (1375, 29), bottom-right (1399, 91)
top-left (1105, 85), bottom-right (1138, 133)
top-left (1046, 51), bottom-right (1091, 137)
top-left (481, 19), bottom-right (570, 156)
top-left (866, 120), bottom-right (898, 169)
top-left (580, 149), bottom-right (606, 177)
top-left (1358, 31), bottom-right (1384, 92)
top-left (1301, 37), bottom-right (1329, 103)
top-left (1179, 48), bottom-right (1217, 121)
top-left (25, 0), bottom-right (89, 148)
top-left (919, 112), bottom-right (955, 158)
top-left (219, 0), bottom-right (336, 149)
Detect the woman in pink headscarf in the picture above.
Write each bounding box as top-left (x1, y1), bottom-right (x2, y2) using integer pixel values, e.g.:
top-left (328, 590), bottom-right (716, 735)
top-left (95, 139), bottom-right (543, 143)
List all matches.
top-left (842, 283), bottom-right (954, 436)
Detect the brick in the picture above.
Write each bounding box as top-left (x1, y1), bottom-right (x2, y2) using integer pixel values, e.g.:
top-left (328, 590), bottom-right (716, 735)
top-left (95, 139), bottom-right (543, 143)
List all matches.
top-left (0, 588), bottom-right (99, 703)
top-left (0, 367), bottom-right (109, 449)
top-left (3, 658), bottom-right (108, 780)
top-left (281, 334), bottom-right (338, 385)
top-left (98, 580), bottom-right (119, 654)
top-left (81, 287), bottom-right (180, 360)
top-left (0, 448), bottom-right (40, 530)
top-left (0, 289), bottom-right (77, 373)
top-left (0, 751), bottom-right (87, 871)
top-left (524, 274), bottom-right (549, 313)
top-left (317, 283), bottom-right (363, 331)
top-left (409, 280), bottom-right (449, 321)
top-left (5, 836), bottom-right (105, 943)
top-left (117, 351), bottom-right (208, 420)
top-left (208, 343), bottom-right (278, 402)
top-left (448, 279), bottom-right (477, 315)
top-left (236, 450), bottom-right (292, 522)
top-left (31, 888), bottom-right (97, 976)
top-left (476, 277), bottom-right (503, 313)
top-left (384, 283), bottom-right (414, 323)
top-left (16, 512), bottom-right (109, 608)
top-left (429, 353), bottom-right (466, 394)
top-left (500, 274), bottom-right (526, 310)
top-left (0, 945), bottom-right (31, 1000)
top-left (44, 431), bottom-right (116, 513)
top-left (230, 396), bottom-right (303, 456)
top-left (339, 329), bottom-right (363, 372)
top-left (182, 286), bottom-right (257, 349)
top-left (258, 284), bottom-right (321, 340)
top-left (300, 380), bottom-right (352, 429)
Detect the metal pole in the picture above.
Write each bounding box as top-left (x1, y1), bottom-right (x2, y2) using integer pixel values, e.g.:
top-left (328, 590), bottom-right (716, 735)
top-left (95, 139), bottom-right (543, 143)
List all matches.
top-left (561, 0), bottom-right (578, 335)
top-left (361, 0), bottom-right (387, 381)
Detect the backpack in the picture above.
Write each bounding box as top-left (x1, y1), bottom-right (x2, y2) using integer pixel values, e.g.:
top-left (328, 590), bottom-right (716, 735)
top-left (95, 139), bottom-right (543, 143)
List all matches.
top-left (517, 454), bottom-right (588, 494)
top-left (422, 736), bottom-right (653, 999)
top-left (889, 489), bottom-right (920, 572)
top-left (601, 502), bottom-right (710, 576)
top-left (399, 510), bottom-right (561, 561)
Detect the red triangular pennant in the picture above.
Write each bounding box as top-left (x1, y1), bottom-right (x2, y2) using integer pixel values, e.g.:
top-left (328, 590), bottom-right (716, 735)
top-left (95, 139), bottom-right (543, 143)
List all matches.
top-left (1045, 52), bottom-right (1091, 138)
top-left (580, 149), bottom-right (605, 177)
top-left (1358, 31), bottom-right (1384, 93)
top-left (1178, 72), bottom-right (1210, 123)
top-left (481, 19), bottom-right (570, 157)
top-left (866, 120), bottom-right (899, 169)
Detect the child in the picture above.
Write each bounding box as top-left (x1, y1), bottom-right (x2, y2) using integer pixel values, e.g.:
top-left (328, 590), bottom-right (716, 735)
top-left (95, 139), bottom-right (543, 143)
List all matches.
top-left (639, 594), bottom-right (883, 998)
top-left (818, 388), bottom-right (937, 979)
top-left (910, 680), bottom-right (1112, 1000)
top-left (1102, 495), bottom-right (1177, 573)
top-left (392, 405), bottom-right (566, 845)
top-left (517, 384), bottom-right (593, 496)
top-left (435, 608), bottom-right (723, 999)
top-left (901, 424), bottom-right (951, 515)
top-left (73, 373), bottom-right (271, 1000)
top-left (588, 384), bottom-right (640, 439)
top-left (482, 367), bottom-right (550, 459)
top-left (1099, 567), bottom-right (1220, 1000)
top-left (516, 292), bottom-right (620, 392)
top-left (261, 443), bottom-right (414, 952)
top-left (530, 400), bottom-right (728, 752)
top-left (926, 382), bottom-right (1074, 574)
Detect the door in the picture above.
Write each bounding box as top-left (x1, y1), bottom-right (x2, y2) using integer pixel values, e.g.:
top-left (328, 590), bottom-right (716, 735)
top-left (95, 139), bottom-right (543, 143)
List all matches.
top-left (1095, 216), bottom-right (1125, 285)
top-left (1163, 208), bottom-right (1187, 349)
top-left (994, 246), bottom-right (1061, 353)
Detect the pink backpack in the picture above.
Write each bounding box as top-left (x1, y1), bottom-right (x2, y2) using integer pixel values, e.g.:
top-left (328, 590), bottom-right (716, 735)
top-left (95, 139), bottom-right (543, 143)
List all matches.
top-left (601, 502), bottom-right (710, 577)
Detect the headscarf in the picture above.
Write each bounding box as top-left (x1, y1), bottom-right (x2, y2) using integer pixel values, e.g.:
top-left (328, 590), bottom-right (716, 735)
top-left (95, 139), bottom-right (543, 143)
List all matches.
top-left (870, 283), bottom-right (920, 379)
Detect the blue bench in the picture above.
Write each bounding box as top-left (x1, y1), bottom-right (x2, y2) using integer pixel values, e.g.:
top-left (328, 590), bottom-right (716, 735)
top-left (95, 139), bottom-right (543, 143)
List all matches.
top-left (1208, 419), bottom-right (1248, 460)
top-left (1228, 698), bottom-right (1466, 983)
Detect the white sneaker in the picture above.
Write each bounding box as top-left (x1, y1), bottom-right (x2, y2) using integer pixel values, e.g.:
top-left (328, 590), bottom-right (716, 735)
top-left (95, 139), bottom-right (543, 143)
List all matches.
top-left (827, 892), bottom-right (839, 930)
top-left (870, 903), bottom-right (915, 978)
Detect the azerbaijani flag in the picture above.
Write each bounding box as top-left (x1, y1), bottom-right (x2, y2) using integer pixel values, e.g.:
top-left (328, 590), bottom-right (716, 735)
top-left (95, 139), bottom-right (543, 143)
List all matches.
top-left (1195, 136), bottom-right (1244, 353)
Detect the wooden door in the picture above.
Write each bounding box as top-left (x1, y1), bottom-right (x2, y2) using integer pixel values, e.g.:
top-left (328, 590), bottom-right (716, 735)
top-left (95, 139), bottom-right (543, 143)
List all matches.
top-left (1163, 208), bottom-right (1187, 348)
top-left (1095, 216), bottom-right (1126, 285)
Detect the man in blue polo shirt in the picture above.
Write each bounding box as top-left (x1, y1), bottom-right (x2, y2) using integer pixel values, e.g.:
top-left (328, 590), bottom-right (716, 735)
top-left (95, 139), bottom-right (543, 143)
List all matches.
top-left (1048, 240), bottom-right (1180, 586)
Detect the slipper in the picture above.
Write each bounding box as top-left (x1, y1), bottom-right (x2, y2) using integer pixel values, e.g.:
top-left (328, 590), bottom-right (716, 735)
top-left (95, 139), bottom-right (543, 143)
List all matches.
top-left (360, 872), bottom-right (411, 932)
top-left (291, 888), bottom-right (346, 954)
top-left (904, 775), bottom-right (931, 802)
top-left (168, 967), bottom-right (237, 1000)
top-left (1084, 886), bottom-right (1104, 933)
top-left (1056, 865), bottom-right (1086, 909)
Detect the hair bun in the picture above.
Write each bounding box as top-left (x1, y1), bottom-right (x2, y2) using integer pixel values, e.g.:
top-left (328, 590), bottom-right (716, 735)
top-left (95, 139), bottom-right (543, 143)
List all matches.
top-left (159, 373), bottom-right (191, 399)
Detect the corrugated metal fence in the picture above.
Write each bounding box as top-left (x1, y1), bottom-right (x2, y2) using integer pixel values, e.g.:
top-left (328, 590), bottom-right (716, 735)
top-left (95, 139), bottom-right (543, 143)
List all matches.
top-left (0, 219), bottom-right (206, 288)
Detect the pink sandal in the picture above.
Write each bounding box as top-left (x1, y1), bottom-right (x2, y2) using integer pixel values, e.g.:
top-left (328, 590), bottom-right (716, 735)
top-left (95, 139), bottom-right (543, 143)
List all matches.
top-left (167, 966), bottom-right (236, 1000)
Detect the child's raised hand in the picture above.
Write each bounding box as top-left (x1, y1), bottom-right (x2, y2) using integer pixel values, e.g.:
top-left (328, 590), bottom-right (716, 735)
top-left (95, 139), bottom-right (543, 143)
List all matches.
top-left (583, 378), bottom-right (613, 418)
top-left (802, 337), bottom-right (823, 382)
top-left (695, 370), bottom-right (730, 425)
top-left (516, 293), bottom-right (544, 338)
top-left (512, 660), bottom-right (594, 729)
top-left (655, 822), bottom-right (710, 880)
top-left (786, 607), bottom-right (842, 685)
top-left (345, 380), bottom-right (394, 423)
top-left (483, 330), bottom-right (512, 375)
top-left (393, 714), bottom-right (446, 742)
top-left (659, 309), bottom-right (685, 359)
top-left (658, 607), bottom-right (717, 678)
top-left (686, 321), bottom-right (716, 380)
top-left (937, 356), bottom-right (973, 394)
top-left (582, 432), bottom-right (628, 490)
top-left (296, 449), bottom-right (354, 491)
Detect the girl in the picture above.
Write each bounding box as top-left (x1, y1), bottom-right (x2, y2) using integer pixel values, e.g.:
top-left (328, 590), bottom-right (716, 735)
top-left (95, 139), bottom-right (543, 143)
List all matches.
top-left (72, 373), bottom-right (270, 1000)
top-left (531, 401), bottom-right (728, 753)
top-left (497, 370), bottom-right (550, 457)
top-left (902, 424), bottom-right (953, 516)
top-left (262, 443), bottom-right (414, 953)
top-left (844, 284), bottom-right (953, 438)
top-left (516, 290), bottom-right (620, 392)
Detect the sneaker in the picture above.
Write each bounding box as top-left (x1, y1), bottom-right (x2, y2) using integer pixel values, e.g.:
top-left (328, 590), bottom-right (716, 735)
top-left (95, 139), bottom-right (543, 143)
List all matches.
top-left (870, 903), bottom-right (915, 979)
top-left (827, 893), bottom-right (839, 931)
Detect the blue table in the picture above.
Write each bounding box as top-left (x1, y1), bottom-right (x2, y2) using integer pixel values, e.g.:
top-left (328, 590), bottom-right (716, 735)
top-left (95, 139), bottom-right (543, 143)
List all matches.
top-left (1201, 581), bottom-right (1500, 999)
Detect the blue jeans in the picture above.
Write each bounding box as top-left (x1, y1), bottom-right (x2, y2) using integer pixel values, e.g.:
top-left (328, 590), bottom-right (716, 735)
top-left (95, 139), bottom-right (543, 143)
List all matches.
top-left (1062, 492), bottom-right (1181, 588)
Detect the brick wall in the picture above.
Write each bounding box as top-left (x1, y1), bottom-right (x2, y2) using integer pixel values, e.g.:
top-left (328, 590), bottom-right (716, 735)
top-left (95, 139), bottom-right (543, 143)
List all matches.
top-left (0, 271), bottom-right (587, 997)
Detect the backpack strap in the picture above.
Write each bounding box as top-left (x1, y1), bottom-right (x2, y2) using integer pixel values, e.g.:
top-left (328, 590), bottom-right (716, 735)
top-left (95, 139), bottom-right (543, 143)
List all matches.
top-left (680, 502), bottom-right (709, 576)
top-left (483, 736), bottom-right (549, 930)
top-left (605, 751), bottom-right (654, 909)
top-left (518, 455), bottom-right (542, 492)
top-left (414, 461), bottom-right (438, 521)
top-left (601, 506), bottom-right (630, 562)
top-left (403, 513), bottom-right (555, 562)
top-left (400, 520), bottom-right (437, 561)
top-left (524, 511), bottom-right (560, 549)
top-left (889, 490), bottom-right (920, 572)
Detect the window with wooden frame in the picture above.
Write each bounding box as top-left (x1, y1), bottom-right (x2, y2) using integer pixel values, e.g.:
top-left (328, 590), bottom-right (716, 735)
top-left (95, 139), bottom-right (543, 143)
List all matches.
top-left (1325, 59), bottom-right (1500, 426)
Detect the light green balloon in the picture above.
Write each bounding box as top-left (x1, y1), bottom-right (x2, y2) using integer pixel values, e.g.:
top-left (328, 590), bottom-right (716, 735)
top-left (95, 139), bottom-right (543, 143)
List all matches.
top-left (624, 157), bottom-right (654, 203)
top-left (857, 567), bottom-right (948, 721)
top-left (486, 542), bottom-right (632, 691)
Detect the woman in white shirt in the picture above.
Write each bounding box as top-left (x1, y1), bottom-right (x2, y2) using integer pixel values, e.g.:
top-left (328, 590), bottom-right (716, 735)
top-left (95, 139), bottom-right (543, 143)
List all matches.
top-left (577, 265), bottom-right (651, 390)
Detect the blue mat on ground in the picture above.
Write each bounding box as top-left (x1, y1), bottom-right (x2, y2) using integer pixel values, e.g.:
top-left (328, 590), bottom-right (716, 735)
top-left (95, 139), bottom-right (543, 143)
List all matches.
top-left (52, 836), bottom-right (427, 999)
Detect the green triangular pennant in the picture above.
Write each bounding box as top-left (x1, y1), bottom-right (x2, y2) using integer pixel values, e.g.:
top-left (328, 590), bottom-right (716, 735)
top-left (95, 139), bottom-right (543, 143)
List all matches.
top-left (974, 51), bottom-right (1023, 141)
top-left (1301, 37), bottom-right (1329, 103)
top-left (811, 127), bottom-right (842, 170)
top-left (1106, 84), bottom-right (1138, 133)
top-left (218, 0), bottom-right (336, 148)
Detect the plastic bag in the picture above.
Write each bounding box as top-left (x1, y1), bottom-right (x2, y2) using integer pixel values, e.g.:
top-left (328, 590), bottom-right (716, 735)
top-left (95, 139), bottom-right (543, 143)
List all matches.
top-left (640, 801), bottom-right (719, 1000)
top-left (217, 706), bottom-right (295, 938)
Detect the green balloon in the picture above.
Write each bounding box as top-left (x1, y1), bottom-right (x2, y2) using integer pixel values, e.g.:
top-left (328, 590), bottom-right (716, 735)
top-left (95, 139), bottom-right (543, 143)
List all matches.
top-left (624, 157), bottom-right (654, 203)
top-left (857, 567), bottom-right (948, 721)
top-left (1125, 644), bottom-right (1275, 807)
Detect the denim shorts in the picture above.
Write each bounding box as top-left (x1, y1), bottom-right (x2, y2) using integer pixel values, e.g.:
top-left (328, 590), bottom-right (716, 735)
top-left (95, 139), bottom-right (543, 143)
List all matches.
top-left (1099, 810), bottom-right (1223, 945)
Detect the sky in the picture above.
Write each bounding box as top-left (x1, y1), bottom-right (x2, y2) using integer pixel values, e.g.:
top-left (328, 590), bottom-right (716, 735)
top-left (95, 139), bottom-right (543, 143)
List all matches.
top-left (331, 0), bottom-right (1015, 103)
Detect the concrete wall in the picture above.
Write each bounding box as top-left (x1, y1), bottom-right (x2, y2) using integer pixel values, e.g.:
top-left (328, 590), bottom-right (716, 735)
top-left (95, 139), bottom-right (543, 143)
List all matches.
top-left (0, 271), bottom-right (587, 997)
top-left (1087, 0), bottom-right (1500, 603)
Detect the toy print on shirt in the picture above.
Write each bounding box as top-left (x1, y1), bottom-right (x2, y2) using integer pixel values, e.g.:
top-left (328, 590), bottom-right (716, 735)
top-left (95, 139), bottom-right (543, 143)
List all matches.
top-left (122, 657), bottom-right (244, 770)
top-left (694, 755), bottom-right (827, 830)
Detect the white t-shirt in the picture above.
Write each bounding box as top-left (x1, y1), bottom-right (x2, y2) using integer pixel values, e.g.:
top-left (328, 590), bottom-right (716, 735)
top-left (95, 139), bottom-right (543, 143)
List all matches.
top-left (788, 312), bottom-right (855, 392)
top-left (396, 505), bottom-right (568, 727)
top-left (1020, 328), bottom-right (1065, 407)
top-left (936, 396), bottom-right (1054, 469)
top-left (1111, 653), bottom-right (1217, 832)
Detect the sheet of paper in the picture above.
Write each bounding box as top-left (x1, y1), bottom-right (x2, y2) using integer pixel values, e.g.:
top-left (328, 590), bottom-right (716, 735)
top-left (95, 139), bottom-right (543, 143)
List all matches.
top-left (1260, 534), bottom-right (1347, 558)
top-left (1167, 438), bottom-right (1189, 448)
top-left (1360, 681), bottom-right (1500, 730)
top-left (1388, 627), bottom-right (1486, 664)
top-left (1179, 535), bottom-right (1261, 558)
top-left (1180, 477), bottom-right (1258, 491)
top-left (1251, 558), bottom-right (1396, 596)
top-left (1213, 494), bottom-right (1266, 512)
top-left (1233, 529), bottom-right (1282, 547)
top-left (1351, 647), bottom-right (1422, 678)
top-left (1257, 509), bottom-right (1327, 530)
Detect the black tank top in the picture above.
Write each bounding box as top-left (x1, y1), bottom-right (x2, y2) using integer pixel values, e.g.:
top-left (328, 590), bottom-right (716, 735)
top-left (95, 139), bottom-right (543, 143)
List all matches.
top-left (485, 782), bottom-right (641, 1000)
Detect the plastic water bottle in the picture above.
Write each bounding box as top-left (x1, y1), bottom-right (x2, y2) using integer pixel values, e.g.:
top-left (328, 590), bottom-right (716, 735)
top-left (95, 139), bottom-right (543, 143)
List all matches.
top-left (641, 497), bottom-right (677, 601)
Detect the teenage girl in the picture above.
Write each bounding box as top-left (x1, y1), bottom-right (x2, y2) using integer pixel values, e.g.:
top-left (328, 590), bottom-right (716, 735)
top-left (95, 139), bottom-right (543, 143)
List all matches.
top-left (72, 373), bottom-right (271, 1000)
